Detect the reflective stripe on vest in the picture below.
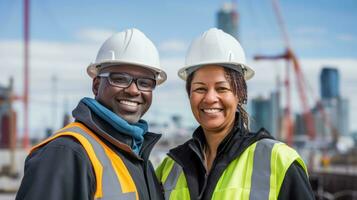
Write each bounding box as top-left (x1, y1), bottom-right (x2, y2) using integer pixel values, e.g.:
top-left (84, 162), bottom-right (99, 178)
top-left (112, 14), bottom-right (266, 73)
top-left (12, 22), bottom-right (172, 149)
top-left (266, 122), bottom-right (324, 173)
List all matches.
top-left (156, 138), bottom-right (307, 200)
top-left (249, 139), bottom-right (279, 200)
top-left (163, 161), bottom-right (183, 199)
top-left (31, 122), bottom-right (138, 200)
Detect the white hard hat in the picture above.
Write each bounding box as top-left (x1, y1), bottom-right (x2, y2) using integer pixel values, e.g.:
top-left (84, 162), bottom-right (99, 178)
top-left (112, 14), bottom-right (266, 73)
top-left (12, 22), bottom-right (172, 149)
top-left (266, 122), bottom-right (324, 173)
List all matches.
top-left (178, 28), bottom-right (254, 80)
top-left (87, 28), bottom-right (167, 85)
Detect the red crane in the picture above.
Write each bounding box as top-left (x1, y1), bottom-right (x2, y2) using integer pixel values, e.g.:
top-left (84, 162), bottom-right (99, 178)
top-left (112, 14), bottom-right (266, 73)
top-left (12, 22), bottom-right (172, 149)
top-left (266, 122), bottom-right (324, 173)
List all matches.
top-left (254, 0), bottom-right (316, 145)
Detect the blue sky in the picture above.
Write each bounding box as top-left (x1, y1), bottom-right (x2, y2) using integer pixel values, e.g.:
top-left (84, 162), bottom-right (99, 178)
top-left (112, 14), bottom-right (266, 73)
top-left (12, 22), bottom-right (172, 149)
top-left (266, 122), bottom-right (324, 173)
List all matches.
top-left (1, 0), bottom-right (357, 57)
top-left (0, 0), bottom-right (356, 137)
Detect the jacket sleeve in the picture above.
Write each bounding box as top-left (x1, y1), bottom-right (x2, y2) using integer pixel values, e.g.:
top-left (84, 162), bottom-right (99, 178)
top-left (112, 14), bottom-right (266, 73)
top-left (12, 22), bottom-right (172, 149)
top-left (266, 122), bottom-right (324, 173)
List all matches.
top-left (278, 161), bottom-right (315, 200)
top-left (15, 137), bottom-right (96, 200)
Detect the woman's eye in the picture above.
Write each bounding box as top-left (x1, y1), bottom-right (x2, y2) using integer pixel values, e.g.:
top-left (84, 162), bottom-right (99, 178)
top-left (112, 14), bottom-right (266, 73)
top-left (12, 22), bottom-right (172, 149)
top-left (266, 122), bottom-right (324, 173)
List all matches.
top-left (217, 87), bottom-right (230, 92)
top-left (193, 88), bottom-right (206, 93)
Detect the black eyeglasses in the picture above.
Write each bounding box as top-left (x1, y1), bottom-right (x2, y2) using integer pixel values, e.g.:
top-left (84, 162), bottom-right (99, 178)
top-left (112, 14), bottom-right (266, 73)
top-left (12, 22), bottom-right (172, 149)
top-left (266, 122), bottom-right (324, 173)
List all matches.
top-left (98, 72), bottom-right (156, 92)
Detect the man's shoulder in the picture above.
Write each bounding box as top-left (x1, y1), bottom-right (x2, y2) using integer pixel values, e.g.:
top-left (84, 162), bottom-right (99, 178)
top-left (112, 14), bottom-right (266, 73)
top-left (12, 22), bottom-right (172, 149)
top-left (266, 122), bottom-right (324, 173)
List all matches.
top-left (30, 136), bottom-right (88, 161)
top-left (43, 136), bottom-right (84, 149)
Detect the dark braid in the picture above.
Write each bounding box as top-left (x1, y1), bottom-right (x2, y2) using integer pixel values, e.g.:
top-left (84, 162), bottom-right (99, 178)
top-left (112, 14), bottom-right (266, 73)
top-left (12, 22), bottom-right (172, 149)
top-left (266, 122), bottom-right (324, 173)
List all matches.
top-left (223, 68), bottom-right (249, 129)
top-left (185, 66), bottom-right (250, 130)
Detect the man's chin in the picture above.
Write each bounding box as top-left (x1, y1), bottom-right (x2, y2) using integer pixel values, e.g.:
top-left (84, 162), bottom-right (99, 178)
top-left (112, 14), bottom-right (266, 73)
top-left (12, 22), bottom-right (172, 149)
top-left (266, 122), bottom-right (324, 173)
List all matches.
top-left (116, 112), bottom-right (141, 124)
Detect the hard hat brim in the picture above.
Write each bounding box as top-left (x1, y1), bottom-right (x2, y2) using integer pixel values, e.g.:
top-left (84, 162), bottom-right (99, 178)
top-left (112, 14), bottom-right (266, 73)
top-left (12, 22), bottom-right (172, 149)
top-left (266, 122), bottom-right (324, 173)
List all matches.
top-left (87, 61), bottom-right (167, 85)
top-left (177, 62), bottom-right (254, 81)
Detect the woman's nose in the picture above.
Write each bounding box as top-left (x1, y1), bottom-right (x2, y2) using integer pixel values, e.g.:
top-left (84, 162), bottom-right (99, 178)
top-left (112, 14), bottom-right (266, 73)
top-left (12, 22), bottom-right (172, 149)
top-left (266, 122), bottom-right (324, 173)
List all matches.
top-left (203, 89), bottom-right (218, 103)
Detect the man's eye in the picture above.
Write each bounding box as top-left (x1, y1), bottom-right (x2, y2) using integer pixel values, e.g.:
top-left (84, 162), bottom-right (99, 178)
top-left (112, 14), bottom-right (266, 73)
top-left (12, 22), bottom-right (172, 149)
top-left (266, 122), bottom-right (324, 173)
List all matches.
top-left (112, 77), bottom-right (128, 83)
top-left (139, 79), bottom-right (153, 87)
top-left (110, 74), bottom-right (129, 83)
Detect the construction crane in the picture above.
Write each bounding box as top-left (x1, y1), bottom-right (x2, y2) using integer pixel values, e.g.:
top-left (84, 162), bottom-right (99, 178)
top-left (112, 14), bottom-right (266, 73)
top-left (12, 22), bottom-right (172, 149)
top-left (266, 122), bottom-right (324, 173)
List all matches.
top-left (253, 0), bottom-right (316, 145)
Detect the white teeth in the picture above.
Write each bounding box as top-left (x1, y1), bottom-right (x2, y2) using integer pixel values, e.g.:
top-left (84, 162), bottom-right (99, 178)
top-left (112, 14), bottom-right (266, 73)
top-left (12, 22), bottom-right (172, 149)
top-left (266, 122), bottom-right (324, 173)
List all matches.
top-left (203, 108), bottom-right (221, 113)
top-left (120, 100), bottom-right (138, 106)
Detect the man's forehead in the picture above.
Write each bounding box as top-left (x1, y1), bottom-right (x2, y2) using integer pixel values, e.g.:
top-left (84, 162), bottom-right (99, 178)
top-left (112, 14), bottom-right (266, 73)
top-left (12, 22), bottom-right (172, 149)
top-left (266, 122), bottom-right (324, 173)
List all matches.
top-left (100, 64), bottom-right (155, 77)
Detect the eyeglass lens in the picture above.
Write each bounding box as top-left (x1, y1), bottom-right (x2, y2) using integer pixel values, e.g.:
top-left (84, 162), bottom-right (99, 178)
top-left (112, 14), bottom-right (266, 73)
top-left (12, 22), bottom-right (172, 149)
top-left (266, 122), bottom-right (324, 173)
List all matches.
top-left (109, 73), bottom-right (156, 91)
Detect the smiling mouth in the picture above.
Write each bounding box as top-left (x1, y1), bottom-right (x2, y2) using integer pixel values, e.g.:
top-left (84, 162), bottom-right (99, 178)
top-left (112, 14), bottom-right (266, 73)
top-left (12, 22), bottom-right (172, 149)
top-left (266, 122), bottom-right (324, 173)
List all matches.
top-left (202, 108), bottom-right (223, 113)
top-left (119, 100), bottom-right (140, 107)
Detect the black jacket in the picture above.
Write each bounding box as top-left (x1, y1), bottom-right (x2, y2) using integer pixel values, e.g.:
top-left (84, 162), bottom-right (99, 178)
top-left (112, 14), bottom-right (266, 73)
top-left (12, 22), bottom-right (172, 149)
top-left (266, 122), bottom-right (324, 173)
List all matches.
top-left (16, 101), bottom-right (164, 200)
top-left (167, 114), bottom-right (314, 200)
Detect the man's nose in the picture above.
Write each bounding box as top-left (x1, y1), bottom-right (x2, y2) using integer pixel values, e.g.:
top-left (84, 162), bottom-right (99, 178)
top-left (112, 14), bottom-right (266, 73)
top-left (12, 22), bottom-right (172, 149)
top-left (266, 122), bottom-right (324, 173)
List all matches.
top-left (124, 81), bottom-right (140, 95)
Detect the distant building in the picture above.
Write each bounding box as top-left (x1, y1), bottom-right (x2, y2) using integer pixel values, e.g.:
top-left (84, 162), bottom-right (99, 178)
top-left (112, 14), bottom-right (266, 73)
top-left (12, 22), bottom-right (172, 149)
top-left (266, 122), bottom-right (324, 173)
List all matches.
top-left (270, 91), bottom-right (280, 138)
top-left (313, 98), bottom-right (349, 137)
top-left (251, 96), bottom-right (270, 132)
top-left (337, 98), bottom-right (349, 135)
top-left (311, 67), bottom-right (350, 138)
top-left (294, 113), bottom-right (306, 136)
top-left (0, 78), bottom-right (17, 148)
top-left (250, 91), bottom-right (280, 137)
top-left (312, 105), bottom-right (329, 139)
top-left (320, 67), bottom-right (339, 99)
top-left (216, 2), bottom-right (239, 39)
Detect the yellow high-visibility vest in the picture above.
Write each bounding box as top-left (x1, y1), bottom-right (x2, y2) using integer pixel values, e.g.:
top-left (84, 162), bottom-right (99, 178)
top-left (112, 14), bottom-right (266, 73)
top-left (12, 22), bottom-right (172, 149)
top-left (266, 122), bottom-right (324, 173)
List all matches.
top-left (32, 122), bottom-right (138, 200)
top-left (156, 138), bottom-right (307, 200)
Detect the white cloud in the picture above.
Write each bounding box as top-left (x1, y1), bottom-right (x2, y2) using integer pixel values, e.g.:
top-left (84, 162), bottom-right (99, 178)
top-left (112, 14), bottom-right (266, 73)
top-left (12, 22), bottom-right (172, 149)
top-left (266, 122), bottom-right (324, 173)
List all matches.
top-left (337, 34), bottom-right (357, 42)
top-left (292, 37), bottom-right (326, 49)
top-left (159, 39), bottom-right (188, 53)
top-left (76, 28), bottom-right (115, 43)
top-left (160, 57), bottom-right (184, 82)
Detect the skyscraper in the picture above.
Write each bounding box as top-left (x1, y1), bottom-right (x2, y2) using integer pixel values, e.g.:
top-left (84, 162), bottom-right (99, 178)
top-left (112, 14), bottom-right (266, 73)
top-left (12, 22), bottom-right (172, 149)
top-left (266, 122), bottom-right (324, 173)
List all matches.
top-left (216, 2), bottom-right (239, 39)
top-left (250, 91), bottom-right (280, 138)
top-left (251, 96), bottom-right (271, 132)
top-left (320, 67), bottom-right (339, 99)
top-left (315, 67), bottom-right (350, 137)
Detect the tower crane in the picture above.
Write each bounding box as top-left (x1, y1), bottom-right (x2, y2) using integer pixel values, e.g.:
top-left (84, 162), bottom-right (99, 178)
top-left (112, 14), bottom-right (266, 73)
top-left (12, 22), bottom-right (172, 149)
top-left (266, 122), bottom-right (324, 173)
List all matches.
top-left (254, 0), bottom-right (316, 145)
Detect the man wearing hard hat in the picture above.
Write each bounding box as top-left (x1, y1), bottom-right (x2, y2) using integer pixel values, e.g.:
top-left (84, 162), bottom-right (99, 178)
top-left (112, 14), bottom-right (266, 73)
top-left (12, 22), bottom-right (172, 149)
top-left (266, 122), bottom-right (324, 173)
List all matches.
top-left (16, 28), bottom-right (166, 200)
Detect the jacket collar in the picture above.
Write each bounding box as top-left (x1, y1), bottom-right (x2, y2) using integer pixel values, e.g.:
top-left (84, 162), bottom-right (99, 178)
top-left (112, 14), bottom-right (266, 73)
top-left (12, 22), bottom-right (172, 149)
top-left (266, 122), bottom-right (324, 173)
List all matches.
top-left (72, 101), bottom-right (161, 160)
top-left (169, 111), bottom-right (273, 172)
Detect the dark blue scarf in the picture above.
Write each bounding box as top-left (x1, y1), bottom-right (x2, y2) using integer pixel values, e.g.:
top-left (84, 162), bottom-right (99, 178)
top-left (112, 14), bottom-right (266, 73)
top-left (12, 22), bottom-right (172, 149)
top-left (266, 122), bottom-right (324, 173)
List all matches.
top-left (81, 97), bottom-right (148, 155)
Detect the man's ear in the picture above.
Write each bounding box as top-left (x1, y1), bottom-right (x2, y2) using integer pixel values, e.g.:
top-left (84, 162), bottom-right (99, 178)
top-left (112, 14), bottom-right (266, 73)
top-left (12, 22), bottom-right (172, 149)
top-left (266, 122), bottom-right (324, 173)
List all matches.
top-left (92, 77), bottom-right (100, 96)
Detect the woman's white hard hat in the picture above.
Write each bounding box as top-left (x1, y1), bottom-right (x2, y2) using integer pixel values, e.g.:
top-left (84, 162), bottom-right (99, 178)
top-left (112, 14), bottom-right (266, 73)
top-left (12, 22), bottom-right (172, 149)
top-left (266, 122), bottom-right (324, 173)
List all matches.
top-left (87, 28), bottom-right (167, 85)
top-left (178, 28), bottom-right (254, 80)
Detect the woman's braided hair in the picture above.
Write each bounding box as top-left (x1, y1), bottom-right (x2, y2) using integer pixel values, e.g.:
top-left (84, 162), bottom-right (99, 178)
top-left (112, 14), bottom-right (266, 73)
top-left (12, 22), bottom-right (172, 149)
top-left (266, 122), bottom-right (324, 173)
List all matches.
top-left (185, 66), bottom-right (249, 129)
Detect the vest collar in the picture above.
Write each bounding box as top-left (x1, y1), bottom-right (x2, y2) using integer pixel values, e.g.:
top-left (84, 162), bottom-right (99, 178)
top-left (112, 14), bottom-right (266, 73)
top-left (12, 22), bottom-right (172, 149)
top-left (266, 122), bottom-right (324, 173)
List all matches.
top-left (72, 99), bottom-right (161, 160)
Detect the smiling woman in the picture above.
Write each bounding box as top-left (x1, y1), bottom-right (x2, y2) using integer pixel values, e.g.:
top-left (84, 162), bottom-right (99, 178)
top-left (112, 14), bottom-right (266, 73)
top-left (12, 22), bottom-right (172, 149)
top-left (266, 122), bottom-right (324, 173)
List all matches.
top-left (188, 66), bottom-right (239, 144)
top-left (156, 28), bottom-right (314, 200)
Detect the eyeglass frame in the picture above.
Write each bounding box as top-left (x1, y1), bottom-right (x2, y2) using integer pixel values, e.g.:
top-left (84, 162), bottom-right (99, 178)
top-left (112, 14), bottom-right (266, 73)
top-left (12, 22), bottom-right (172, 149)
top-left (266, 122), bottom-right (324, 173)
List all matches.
top-left (97, 72), bottom-right (157, 92)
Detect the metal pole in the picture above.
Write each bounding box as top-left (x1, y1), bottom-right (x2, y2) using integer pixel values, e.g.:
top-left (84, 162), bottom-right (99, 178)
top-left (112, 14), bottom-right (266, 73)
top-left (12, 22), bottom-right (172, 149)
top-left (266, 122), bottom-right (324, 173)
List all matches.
top-left (23, 0), bottom-right (30, 148)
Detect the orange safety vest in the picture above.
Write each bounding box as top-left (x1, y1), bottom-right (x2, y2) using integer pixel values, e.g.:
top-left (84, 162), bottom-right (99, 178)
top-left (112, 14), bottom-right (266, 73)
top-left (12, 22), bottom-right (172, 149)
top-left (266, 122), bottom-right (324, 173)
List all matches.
top-left (31, 122), bottom-right (138, 200)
